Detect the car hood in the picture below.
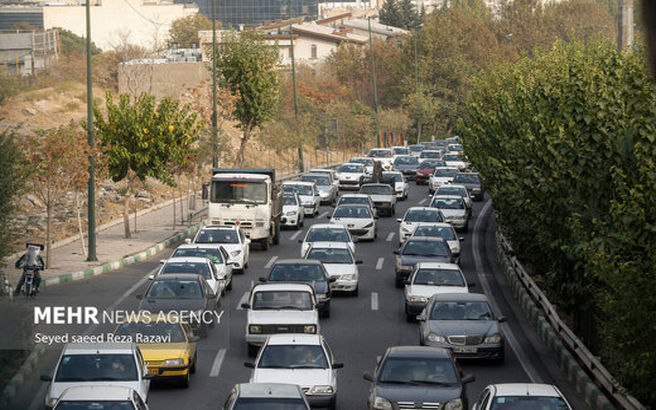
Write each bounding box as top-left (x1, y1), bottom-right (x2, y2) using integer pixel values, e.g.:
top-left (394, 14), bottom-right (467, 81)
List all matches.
top-left (459, 182), bottom-right (481, 190)
top-left (252, 369), bottom-right (333, 388)
top-left (322, 263), bottom-right (357, 277)
top-left (267, 279), bottom-right (330, 296)
top-left (248, 309), bottom-right (318, 324)
top-left (430, 177), bottom-right (454, 182)
top-left (48, 381), bottom-right (144, 403)
top-left (394, 164), bottom-right (418, 171)
top-left (367, 194), bottom-right (394, 202)
top-left (417, 168), bottom-right (435, 174)
top-left (139, 298), bottom-right (207, 313)
top-left (438, 209), bottom-right (467, 218)
top-left (140, 343), bottom-right (191, 361)
top-left (447, 240), bottom-right (461, 254)
top-left (316, 185), bottom-right (332, 192)
top-left (399, 255), bottom-right (452, 267)
top-left (374, 383), bottom-right (462, 405)
top-left (337, 172), bottom-right (362, 179)
top-left (426, 319), bottom-right (499, 337)
top-left (283, 205), bottom-right (301, 213)
top-left (394, 182), bottom-right (405, 191)
top-left (298, 194), bottom-right (315, 203)
top-left (331, 218), bottom-right (373, 228)
top-left (408, 284), bottom-right (469, 298)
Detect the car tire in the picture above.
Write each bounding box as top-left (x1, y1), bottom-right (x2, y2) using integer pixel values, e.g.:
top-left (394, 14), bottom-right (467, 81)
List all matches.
top-left (247, 344), bottom-right (259, 358)
top-left (299, 218), bottom-right (304, 228)
top-left (179, 371), bottom-right (190, 388)
top-left (272, 221), bottom-right (281, 245)
top-left (261, 238), bottom-right (269, 251)
top-left (395, 278), bottom-right (404, 288)
top-left (351, 287), bottom-right (359, 297)
top-left (406, 313), bottom-right (415, 322)
top-left (226, 278), bottom-right (233, 291)
top-left (190, 353), bottom-right (197, 374)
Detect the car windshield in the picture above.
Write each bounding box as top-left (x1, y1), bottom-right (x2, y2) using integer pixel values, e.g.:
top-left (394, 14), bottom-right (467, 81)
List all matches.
top-left (449, 144), bottom-right (463, 151)
top-left (490, 396), bottom-right (570, 410)
top-left (284, 184), bottom-right (314, 196)
top-left (413, 226), bottom-right (456, 241)
top-left (393, 147), bottom-right (409, 155)
top-left (115, 321), bottom-right (186, 343)
top-left (211, 180), bottom-right (267, 204)
top-left (404, 210), bottom-right (443, 223)
top-left (360, 185), bottom-right (392, 195)
top-left (443, 154), bottom-right (461, 161)
top-left (430, 198), bottom-right (464, 210)
top-left (269, 263), bottom-right (326, 282)
top-left (402, 240), bottom-right (450, 257)
top-left (306, 228), bottom-right (350, 243)
top-left (430, 301), bottom-right (493, 320)
top-left (394, 156), bottom-right (419, 166)
top-left (378, 357), bottom-right (458, 384)
top-left (420, 151), bottom-right (441, 158)
top-left (55, 402), bottom-right (135, 410)
top-left (409, 145), bottom-right (424, 152)
top-left (301, 175), bottom-right (331, 186)
top-left (161, 262), bottom-right (212, 279)
top-left (172, 248), bottom-right (223, 265)
top-left (258, 345), bottom-right (329, 369)
top-left (338, 197), bottom-right (369, 206)
top-left (306, 248), bottom-right (353, 264)
top-left (436, 186), bottom-right (466, 197)
top-left (382, 173), bottom-right (403, 182)
top-left (453, 174), bottom-right (480, 184)
top-left (333, 206), bottom-right (372, 219)
top-left (434, 168), bottom-right (460, 177)
top-left (283, 195), bottom-right (298, 206)
top-left (349, 158), bottom-right (371, 166)
top-left (413, 269), bottom-right (465, 286)
top-left (338, 164), bottom-right (364, 173)
top-left (194, 229), bottom-right (239, 244)
top-left (233, 399), bottom-right (309, 410)
top-left (252, 291), bottom-right (313, 310)
top-left (146, 279), bottom-right (204, 299)
top-left (419, 160), bottom-right (443, 169)
top-left (55, 354), bottom-right (137, 382)
top-left (368, 150), bottom-right (392, 158)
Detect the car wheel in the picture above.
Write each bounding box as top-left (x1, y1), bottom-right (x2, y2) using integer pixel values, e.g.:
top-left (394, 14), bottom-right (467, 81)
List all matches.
top-left (247, 344), bottom-right (259, 358)
top-left (299, 218), bottom-right (304, 228)
top-left (226, 278), bottom-right (232, 291)
top-left (406, 313), bottom-right (415, 323)
top-left (272, 221), bottom-right (281, 245)
top-left (351, 286), bottom-right (359, 297)
top-left (179, 371), bottom-right (190, 388)
top-left (261, 238), bottom-right (269, 251)
top-left (390, 205), bottom-right (395, 216)
top-left (395, 278), bottom-right (404, 288)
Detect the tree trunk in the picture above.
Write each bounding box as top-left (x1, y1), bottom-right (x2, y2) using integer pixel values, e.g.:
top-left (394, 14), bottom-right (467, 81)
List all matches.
top-left (172, 189), bottom-right (177, 229)
top-left (235, 122), bottom-right (253, 167)
top-left (416, 121), bottom-right (422, 144)
top-left (123, 183), bottom-right (131, 239)
top-left (75, 191), bottom-right (87, 258)
top-left (45, 184), bottom-right (51, 269)
top-left (133, 200), bottom-right (137, 233)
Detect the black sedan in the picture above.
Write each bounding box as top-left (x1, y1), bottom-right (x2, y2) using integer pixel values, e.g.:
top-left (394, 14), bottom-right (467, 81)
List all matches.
top-left (394, 237), bottom-right (454, 288)
top-left (452, 172), bottom-right (485, 201)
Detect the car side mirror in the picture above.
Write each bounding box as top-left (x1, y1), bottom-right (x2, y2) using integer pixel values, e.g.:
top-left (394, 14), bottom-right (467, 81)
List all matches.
top-left (459, 237), bottom-right (465, 241)
top-left (498, 315), bottom-right (507, 323)
top-left (258, 277), bottom-right (267, 283)
top-left (416, 314), bottom-right (427, 321)
top-left (298, 239), bottom-right (303, 244)
top-left (355, 260), bottom-right (363, 265)
top-left (40, 374), bottom-right (52, 382)
top-left (244, 362), bottom-right (255, 369)
top-left (328, 277), bottom-right (337, 283)
top-left (362, 371), bottom-right (374, 382)
top-left (403, 279), bottom-right (410, 285)
top-left (241, 303), bottom-right (251, 309)
top-left (185, 238), bottom-right (192, 244)
top-left (332, 362), bottom-right (344, 369)
top-left (188, 335), bottom-right (201, 342)
top-left (462, 374), bottom-right (475, 384)
top-left (230, 262), bottom-right (240, 267)
top-left (374, 215), bottom-right (379, 219)
top-left (159, 259), bottom-right (166, 264)
top-left (147, 275), bottom-right (154, 280)
top-left (143, 373), bottom-right (156, 380)
top-left (396, 218), bottom-right (402, 223)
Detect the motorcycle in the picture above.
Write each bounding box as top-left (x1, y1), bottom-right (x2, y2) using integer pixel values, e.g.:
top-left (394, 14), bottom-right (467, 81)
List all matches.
top-left (15, 243), bottom-right (44, 300)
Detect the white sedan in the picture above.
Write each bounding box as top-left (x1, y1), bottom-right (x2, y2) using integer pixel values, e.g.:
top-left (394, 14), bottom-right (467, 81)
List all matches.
top-left (299, 224), bottom-right (355, 257)
top-left (404, 262), bottom-right (470, 321)
top-left (330, 204), bottom-right (377, 241)
top-left (397, 207), bottom-right (445, 244)
top-left (190, 225), bottom-right (250, 272)
top-left (303, 241), bottom-right (361, 296)
top-left (410, 222), bottom-right (463, 263)
top-left (153, 257), bottom-right (226, 297)
top-left (435, 184), bottom-right (473, 209)
top-left (170, 245), bottom-right (235, 292)
top-left (428, 167), bottom-right (460, 194)
top-left (442, 152), bottom-right (469, 171)
top-left (282, 181), bottom-right (321, 217)
top-left (381, 171), bottom-right (408, 200)
top-left (282, 192), bottom-right (305, 229)
top-left (429, 195), bottom-right (471, 232)
top-left (472, 383), bottom-right (573, 410)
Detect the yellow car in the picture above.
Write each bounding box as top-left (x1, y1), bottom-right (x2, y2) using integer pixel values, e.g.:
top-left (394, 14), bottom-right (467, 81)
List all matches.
top-left (113, 313), bottom-right (199, 387)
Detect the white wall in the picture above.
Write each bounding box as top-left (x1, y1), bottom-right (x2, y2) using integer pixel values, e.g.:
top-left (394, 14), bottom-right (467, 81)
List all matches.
top-left (42, 0), bottom-right (197, 51)
top-left (273, 36), bottom-right (340, 66)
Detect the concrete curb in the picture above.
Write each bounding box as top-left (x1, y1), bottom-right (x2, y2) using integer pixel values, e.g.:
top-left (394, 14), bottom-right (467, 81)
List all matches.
top-left (495, 232), bottom-right (615, 410)
top-left (0, 344), bottom-right (46, 410)
top-left (42, 221), bottom-right (205, 287)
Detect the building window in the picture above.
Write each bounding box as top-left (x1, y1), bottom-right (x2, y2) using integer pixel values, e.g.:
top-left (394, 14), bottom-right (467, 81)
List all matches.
top-left (311, 44), bottom-right (317, 59)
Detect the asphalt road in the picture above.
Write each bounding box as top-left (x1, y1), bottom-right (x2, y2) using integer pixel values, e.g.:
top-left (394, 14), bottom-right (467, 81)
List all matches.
top-left (8, 182), bottom-right (588, 410)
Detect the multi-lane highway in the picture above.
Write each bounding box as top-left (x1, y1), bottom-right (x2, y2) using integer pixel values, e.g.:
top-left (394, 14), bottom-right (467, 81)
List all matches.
top-left (11, 182), bottom-right (588, 409)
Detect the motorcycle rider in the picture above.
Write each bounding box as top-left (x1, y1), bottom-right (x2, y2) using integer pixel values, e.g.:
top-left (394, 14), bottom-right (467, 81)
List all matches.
top-left (14, 243), bottom-right (45, 296)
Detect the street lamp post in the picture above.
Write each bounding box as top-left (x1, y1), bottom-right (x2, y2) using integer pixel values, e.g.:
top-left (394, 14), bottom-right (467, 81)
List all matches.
top-left (289, 0), bottom-right (304, 173)
top-left (211, 0), bottom-right (218, 168)
top-left (368, 17), bottom-right (380, 148)
top-left (85, 0), bottom-right (97, 261)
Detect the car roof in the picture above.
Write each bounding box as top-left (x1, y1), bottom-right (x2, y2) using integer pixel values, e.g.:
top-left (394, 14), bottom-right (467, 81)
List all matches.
top-left (431, 195), bottom-right (464, 200)
top-left (370, 148), bottom-right (391, 152)
top-left (152, 273), bottom-right (204, 281)
top-left (437, 184), bottom-right (467, 190)
top-left (253, 282), bottom-right (315, 292)
top-left (432, 293), bottom-right (489, 302)
top-left (434, 167), bottom-right (460, 171)
top-left (283, 181), bottom-right (315, 186)
top-left (62, 342), bottom-right (137, 355)
top-left (382, 171), bottom-right (403, 175)
top-left (406, 207), bottom-right (440, 213)
top-left (361, 183), bottom-right (390, 187)
top-left (308, 242), bottom-right (350, 249)
top-left (200, 225), bottom-right (239, 231)
top-left (57, 386), bottom-right (135, 401)
top-left (165, 256), bottom-right (213, 264)
top-left (335, 204), bottom-right (371, 209)
top-left (303, 173), bottom-right (330, 178)
top-left (274, 259), bottom-right (323, 265)
top-left (405, 236), bottom-right (447, 243)
top-left (414, 222), bottom-right (454, 229)
top-left (415, 262), bottom-right (461, 270)
top-left (175, 244), bottom-right (223, 251)
top-left (386, 345), bottom-right (451, 358)
top-left (265, 334), bottom-right (322, 345)
top-left (491, 383), bottom-right (564, 398)
top-left (237, 383), bottom-right (305, 399)
top-left (309, 168), bottom-right (333, 172)
top-left (339, 194), bottom-right (370, 198)
top-left (308, 224), bottom-right (348, 230)
top-left (339, 162), bottom-right (364, 167)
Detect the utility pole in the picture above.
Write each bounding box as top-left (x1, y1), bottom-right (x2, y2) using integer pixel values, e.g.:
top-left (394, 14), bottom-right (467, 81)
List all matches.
top-left (85, 0), bottom-right (96, 261)
top-left (211, 0), bottom-right (218, 168)
top-left (368, 17), bottom-right (380, 148)
top-left (617, 0), bottom-right (634, 52)
top-left (289, 0), bottom-right (304, 173)
top-left (413, 31), bottom-right (421, 144)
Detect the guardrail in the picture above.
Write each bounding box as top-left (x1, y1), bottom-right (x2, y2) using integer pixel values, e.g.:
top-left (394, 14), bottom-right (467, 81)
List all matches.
top-left (497, 232), bottom-right (646, 410)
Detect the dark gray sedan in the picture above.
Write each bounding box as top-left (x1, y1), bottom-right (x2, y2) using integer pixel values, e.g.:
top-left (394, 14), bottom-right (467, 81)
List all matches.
top-left (394, 237), bottom-right (454, 288)
top-left (392, 155), bottom-right (420, 180)
top-left (363, 346), bottom-right (474, 410)
top-left (417, 293), bottom-right (506, 363)
top-left (452, 172), bottom-right (485, 201)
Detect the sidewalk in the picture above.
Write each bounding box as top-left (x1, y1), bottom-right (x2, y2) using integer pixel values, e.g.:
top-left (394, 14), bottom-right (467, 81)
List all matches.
top-left (8, 200), bottom-right (205, 287)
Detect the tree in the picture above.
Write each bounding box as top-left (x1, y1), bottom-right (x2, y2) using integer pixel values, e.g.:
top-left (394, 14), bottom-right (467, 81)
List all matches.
top-left (403, 90), bottom-right (438, 142)
top-left (379, 0), bottom-right (403, 28)
top-left (214, 32), bottom-right (280, 166)
top-left (0, 128), bottom-right (28, 263)
top-left (55, 28), bottom-right (101, 56)
top-left (168, 13), bottom-right (213, 49)
top-left (398, 0), bottom-right (422, 29)
top-left (93, 93), bottom-right (202, 238)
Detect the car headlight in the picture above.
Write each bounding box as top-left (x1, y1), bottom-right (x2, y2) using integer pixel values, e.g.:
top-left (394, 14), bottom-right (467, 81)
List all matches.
top-left (401, 225), bottom-right (411, 232)
top-left (407, 295), bottom-right (428, 303)
top-left (316, 294), bottom-right (328, 300)
top-left (230, 250), bottom-right (242, 257)
top-left (249, 325), bottom-right (262, 334)
top-left (285, 210), bottom-right (297, 216)
top-left (373, 396), bottom-right (392, 410)
top-left (163, 358), bottom-right (185, 366)
top-left (303, 325), bottom-right (317, 334)
top-left (364, 222), bottom-right (374, 228)
top-left (427, 333), bottom-right (446, 343)
top-left (472, 187), bottom-right (481, 192)
top-left (310, 385), bottom-right (334, 394)
top-left (339, 274), bottom-right (356, 280)
top-left (445, 398), bottom-right (463, 410)
top-left (484, 334), bottom-right (502, 344)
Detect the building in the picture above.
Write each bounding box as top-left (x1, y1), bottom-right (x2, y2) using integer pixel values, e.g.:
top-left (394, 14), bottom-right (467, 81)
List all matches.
top-left (0, 29), bottom-right (59, 75)
top-left (0, 0), bottom-right (198, 51)
top-left (317, 13), bottom-right (408, 39)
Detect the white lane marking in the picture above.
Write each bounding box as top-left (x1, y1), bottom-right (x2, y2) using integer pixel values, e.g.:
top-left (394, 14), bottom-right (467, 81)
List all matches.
top-left (209, 348), bottom-right (227, 377)
top-left (290, 229), bottom-right (304, 241)
top-left (473, 200), bottom-right (541, 383)
top-left (264, 256), bottom-right (278, 269)
top-left (376, 257), bottom-right (384, 270)
top-left (371, 292), bottom-right (379, 311)
top-left (418, 198), bottom-right (427, 205)
top-left (318, 211), bottom-right (330, 219)
top-left (386, 232), bottom-right (395, 242)
top-left (236, 291), bottom-right (249, 310)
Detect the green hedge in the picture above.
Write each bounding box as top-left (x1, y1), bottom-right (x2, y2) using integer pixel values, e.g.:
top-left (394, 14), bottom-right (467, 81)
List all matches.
top-left (459, 40), bottom-right (656, 406)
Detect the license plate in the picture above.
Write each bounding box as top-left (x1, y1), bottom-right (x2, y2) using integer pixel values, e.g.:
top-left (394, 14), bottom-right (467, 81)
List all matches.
top-left (148, 369), bottom-right (158, 375)
top-left (453, 347), bottom-right (477, 353)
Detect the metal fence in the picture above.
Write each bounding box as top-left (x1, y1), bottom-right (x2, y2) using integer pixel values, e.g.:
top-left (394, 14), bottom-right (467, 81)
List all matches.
top-left (497, 232), bottom-right (646, 410)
